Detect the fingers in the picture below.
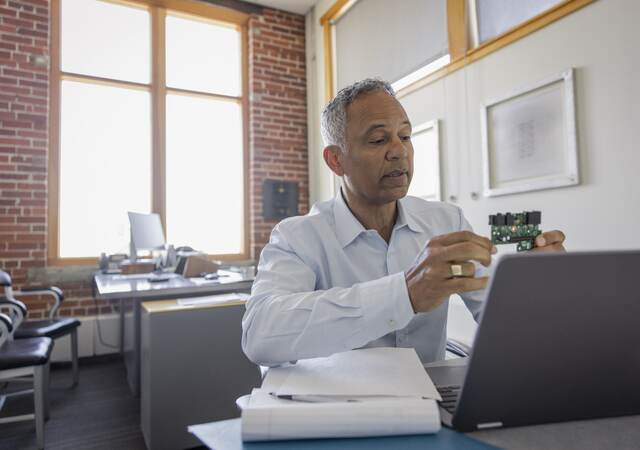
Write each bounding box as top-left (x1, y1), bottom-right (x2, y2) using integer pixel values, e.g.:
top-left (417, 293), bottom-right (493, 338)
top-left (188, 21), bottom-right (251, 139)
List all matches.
top-left (407, 231), bottom-right (494, 314)
top-left (431, 230), bottom-right (494, 252)
top-left (448, 276), bottom-right (489, 294)
top-left (440, 242), bottom-right (493, 267)
top-left (447, 262), bottom-right (476, 278)
top-left (535, 230), bottom-right (566, 247)
top-left (532, 243), bottom-right (566, 253)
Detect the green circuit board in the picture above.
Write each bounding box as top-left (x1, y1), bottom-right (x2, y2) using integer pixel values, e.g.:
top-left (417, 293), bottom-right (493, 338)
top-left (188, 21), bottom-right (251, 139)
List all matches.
top-left (489, 211), bottom-right (541, 252)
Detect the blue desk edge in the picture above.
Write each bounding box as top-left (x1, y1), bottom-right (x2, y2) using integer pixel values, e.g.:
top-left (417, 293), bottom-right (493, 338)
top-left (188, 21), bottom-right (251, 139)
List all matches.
top-left (189, 418), bottom-right (498, 450)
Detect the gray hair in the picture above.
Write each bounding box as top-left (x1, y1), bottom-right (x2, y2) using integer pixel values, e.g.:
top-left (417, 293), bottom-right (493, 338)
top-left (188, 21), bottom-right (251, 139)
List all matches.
top-left (321, 78), bottom-right (395, 150)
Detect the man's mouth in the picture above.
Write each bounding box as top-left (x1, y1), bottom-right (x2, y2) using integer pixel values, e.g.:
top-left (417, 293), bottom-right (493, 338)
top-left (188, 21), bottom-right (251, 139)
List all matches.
top-left (383, 169), bottom-right (407, 178)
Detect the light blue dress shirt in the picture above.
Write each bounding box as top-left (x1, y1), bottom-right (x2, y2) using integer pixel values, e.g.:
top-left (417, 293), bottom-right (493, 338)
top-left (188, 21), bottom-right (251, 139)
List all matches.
top-left (242, 193), bottom-right (486, 367)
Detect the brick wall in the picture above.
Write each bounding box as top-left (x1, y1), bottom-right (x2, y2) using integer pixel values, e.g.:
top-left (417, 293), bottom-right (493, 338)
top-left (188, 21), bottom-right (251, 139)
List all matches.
top-left (0, 1), bottom-right (308, 318)
top-left (0, 0), bottom-right (52, 317)
top-left (249, 8), bottom-right (308, 258)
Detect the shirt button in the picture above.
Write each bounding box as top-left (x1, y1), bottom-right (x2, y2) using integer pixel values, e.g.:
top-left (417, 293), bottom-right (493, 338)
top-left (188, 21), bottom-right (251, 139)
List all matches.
top-left (388, 319), bottom-right (396, 328)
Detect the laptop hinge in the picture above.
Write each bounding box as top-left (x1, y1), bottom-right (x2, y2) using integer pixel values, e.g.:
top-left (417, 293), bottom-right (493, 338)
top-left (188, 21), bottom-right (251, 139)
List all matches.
top-left (477, 421), bottom-right (503, 430)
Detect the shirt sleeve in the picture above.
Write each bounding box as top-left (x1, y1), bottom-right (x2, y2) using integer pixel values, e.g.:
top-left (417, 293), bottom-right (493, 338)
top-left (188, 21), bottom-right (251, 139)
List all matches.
top-left (241, 224), bottom-right (415, 367)
top-left (457, 207), bottom-right (489, 321)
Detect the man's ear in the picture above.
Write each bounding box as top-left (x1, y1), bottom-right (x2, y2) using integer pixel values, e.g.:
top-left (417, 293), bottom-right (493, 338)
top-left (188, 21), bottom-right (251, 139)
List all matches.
top-left (323, 145), bottom-right (345, 176)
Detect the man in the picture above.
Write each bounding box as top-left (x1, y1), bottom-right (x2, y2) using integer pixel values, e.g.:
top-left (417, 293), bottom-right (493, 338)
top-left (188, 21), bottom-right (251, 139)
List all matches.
top-left (242, 79), bottom-right (565, 367)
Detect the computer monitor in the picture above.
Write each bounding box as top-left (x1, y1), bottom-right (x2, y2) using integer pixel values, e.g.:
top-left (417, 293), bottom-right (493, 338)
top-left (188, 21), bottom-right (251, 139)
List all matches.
top-left (128, 212), bottom-right (166, 260)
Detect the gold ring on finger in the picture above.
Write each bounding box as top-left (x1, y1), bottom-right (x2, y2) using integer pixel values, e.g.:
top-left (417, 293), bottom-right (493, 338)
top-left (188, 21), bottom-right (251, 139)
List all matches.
top-left (450, 264), bottom-right (464, 277)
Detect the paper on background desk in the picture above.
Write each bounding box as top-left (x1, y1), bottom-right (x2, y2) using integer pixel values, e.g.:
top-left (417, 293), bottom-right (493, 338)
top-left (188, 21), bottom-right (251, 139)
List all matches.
top-left (270, 347), bottom-right (441, 400)
top-left (176, 293), bottom-right (249, 306)
top-left (240, 388), bottom-right (441, 442)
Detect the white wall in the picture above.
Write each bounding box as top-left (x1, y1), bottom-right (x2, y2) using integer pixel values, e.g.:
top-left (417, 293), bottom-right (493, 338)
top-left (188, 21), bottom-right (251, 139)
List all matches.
top-left (305, 0), bottom-right (339, 205)
top-left (50, 315), bottom-right (120, 362)
top-left (307, 0), bottom-right (640, 250)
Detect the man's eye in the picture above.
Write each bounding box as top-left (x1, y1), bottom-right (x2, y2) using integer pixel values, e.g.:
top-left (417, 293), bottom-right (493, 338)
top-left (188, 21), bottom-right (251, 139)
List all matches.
top-left (400, 135), bottom-right (412, 142)
top-left (369, 138), bottom-right (385, 144)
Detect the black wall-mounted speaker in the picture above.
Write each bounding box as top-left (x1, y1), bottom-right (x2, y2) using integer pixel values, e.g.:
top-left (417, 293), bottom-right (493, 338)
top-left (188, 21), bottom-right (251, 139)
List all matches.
top-left (262, 179), bottom-right (299, 221)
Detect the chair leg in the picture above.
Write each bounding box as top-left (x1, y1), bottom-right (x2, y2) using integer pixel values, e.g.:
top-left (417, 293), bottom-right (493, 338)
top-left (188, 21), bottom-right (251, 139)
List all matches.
top-left (43, 362), bottom-right (50, 421)
top-left (34, 364), bottom-right (46, 450)
top-left (71, 328), bottom-right (79, 386)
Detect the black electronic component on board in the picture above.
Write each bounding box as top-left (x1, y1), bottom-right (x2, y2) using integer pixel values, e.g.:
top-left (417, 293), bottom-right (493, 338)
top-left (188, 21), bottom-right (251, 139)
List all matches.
top-left (526, 211), bottom-right (541, 225)
top-left (489, 213), bottom-right (506, 226)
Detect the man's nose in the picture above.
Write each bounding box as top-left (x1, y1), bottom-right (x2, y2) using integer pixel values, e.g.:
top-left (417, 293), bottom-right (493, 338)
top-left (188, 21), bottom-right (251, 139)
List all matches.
top-left (386, 136), bottom-right (408, 160)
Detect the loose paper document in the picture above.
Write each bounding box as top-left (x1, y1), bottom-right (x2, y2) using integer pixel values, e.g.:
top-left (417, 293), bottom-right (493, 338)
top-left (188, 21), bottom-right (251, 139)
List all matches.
top-left (240, 388), bottom-right (440, 442)
top-left (176, 293), bottom-right (249, 306)
top-left (271, 347), bottom-right (441, 400)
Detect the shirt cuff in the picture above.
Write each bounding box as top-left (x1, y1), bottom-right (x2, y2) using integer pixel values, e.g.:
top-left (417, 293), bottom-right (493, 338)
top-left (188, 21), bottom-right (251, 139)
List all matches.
top-left (359, 272), bottom-right (415, 334)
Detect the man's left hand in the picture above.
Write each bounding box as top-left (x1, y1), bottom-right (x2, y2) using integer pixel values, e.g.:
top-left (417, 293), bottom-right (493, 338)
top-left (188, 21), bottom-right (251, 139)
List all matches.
top-left (533, 230), bottom-right (566, 252)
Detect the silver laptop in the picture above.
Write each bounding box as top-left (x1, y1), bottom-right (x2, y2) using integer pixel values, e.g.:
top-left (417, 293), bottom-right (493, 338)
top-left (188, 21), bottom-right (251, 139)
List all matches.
top-left (426, 251), bottom-right (640, 432)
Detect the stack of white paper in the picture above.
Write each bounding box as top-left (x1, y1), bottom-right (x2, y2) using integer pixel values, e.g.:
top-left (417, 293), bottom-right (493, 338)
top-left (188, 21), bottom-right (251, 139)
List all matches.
top-left (239, 347), bottom-right (442, 442)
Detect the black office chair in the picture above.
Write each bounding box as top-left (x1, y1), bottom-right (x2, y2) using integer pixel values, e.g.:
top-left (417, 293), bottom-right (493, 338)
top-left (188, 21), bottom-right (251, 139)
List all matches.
top-left (0, 312), bottom-right (53, 450)
top-left (446, 340), bottom-right (469, 358)
top-left (0, 270), bottom-right (81, 386)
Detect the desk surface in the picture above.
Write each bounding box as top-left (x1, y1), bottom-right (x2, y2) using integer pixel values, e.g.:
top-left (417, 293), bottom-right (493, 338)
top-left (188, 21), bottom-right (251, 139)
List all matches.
top-left (192, 415), bottom-right (640, 450)
top-left (93, 269), bottom-right (253, 300)
top-left (189, 418), bottom-right (497, 450)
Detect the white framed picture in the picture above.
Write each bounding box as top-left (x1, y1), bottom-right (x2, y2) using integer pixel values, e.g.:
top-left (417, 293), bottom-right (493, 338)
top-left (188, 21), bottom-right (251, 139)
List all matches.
top-left (408, 119), bottom-right (441, 201)
top-left (481, 68), bottom-right (579, 197)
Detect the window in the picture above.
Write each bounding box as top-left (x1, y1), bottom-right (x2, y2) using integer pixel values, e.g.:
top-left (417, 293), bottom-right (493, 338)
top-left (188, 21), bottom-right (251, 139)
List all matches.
top-left (50, 0), bottom-right (249, 263)
top-left (407, 121), bottom-right (441, 201)
top-left (329, 0), bottom-right (449, 92)
top-left (321, 0), bottom-right (593, 98)
top-left (164, 14), bottom-right (245, 255)
top-left (391, 55), bottom-right (451, 93)
top-left (59, 80), bottom-right (152, 258)
top-left (472, 0), bottom-right (563, 45)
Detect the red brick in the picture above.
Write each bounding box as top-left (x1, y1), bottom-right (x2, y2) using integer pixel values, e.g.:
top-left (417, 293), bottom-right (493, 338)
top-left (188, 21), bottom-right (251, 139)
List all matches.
top-left (4, 17), bottom-right (34, 28)
top-left (19, 11), bottom-right (47, 23)
top-left (2, 34), bottom-right (32, 45)
top-left (0, 7), bottom-right (17, 17)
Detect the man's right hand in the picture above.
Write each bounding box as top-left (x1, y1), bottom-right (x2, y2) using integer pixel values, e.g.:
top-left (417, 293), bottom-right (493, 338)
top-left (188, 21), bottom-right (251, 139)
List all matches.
top-left (404, 231), bottom-right (496, 314)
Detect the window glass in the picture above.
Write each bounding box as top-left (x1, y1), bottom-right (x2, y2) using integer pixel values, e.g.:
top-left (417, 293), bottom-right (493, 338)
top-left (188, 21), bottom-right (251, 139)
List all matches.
top-left (59, 81), bottom-right (152, 257)
top-left (61, 0), bottom-right (150, 83)
top-left (165, 94), bottom-right (244, 254)
top-left (166, 15), bottom-right (241, 96)
top-left (408, 125), bottom-right (440, 200)
top-left (476, 0), bottom-right (561, 43)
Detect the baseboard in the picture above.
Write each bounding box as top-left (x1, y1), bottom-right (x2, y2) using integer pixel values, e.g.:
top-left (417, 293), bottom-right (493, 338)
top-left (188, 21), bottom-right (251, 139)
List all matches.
top-left (50, 314), bottom-right (120, 362)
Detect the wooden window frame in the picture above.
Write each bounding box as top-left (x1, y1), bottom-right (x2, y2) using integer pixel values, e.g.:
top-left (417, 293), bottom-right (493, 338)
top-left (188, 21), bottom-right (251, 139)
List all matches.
top-left (48, 0), bottom-right (250, 266)
top-left (320, 0), bottom-right (595, 101)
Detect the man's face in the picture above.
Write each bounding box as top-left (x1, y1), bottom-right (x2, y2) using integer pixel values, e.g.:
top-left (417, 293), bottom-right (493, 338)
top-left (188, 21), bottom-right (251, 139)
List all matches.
top-left (340, 90), bottom-right (413, 205)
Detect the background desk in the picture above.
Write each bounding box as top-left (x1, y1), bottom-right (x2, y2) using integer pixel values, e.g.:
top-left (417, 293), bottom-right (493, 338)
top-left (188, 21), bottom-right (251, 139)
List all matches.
top-left (93, 270), bottom-right (253, 395)
top-left (141, 299), bottom-right (261, 450)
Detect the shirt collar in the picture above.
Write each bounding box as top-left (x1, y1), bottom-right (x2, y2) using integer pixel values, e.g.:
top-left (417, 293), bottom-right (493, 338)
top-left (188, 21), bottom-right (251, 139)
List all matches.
top-left (333, 190), bottom-right (367, 248)
top-left (396, 196), bottom-right (423, 234)
top-left (333, 190), bottom-right (422, 248)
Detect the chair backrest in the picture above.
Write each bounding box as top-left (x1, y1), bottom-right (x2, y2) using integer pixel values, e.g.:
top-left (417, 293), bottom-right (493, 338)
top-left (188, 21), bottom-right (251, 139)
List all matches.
top-left (0, 313), bottom-right (13, 348)
top-left (1, 268), bottom-right (65, 319)
top-left (0, 270), bottom-right (14, 304)
top-left (0, 270), bottom-right (11, 287)
top-left (0, 297), bottom-right (26, 334)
